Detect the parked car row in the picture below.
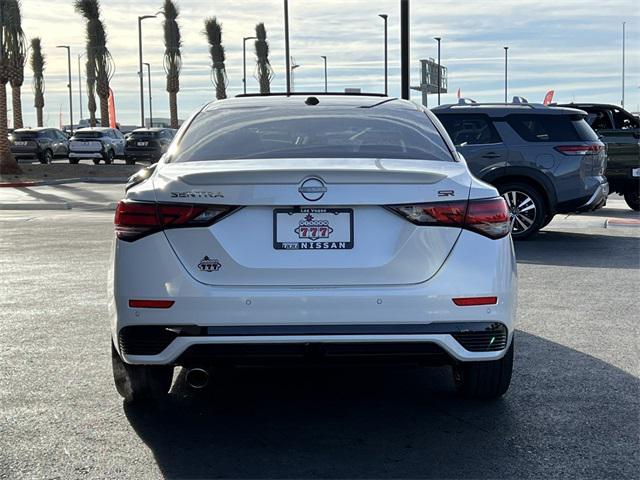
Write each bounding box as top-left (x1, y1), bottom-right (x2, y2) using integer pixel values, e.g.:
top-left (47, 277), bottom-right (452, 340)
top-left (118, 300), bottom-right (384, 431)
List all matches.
top-left (8, 127), bottom-right (176, 165)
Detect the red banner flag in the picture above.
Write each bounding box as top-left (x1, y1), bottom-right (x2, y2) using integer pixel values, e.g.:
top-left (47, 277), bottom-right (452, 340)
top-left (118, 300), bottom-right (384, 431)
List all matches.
top-left (108, 88), bottom-right (117, 128)
top-left (457, 88), bottom-right (461, 99)
top-left (543, 90), bottom-right (554, 105)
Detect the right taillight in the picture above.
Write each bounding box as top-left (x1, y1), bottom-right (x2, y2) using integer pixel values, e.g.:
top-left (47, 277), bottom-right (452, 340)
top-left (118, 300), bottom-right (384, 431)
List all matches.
top-left (388, 197), bottom-right (510, 239)
top-left (554, 144), bottom-right (603, 156)
top-left (115, 201), bottom-right (236, 242)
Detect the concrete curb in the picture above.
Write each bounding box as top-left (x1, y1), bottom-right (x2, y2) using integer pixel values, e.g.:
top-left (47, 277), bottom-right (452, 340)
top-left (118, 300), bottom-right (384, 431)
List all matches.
top-left (605, 218), bottom-right (640, 228)
top-left (0, 177), bottom-right (129, 188)
top-left (0, 202), bottom-right (71, 210)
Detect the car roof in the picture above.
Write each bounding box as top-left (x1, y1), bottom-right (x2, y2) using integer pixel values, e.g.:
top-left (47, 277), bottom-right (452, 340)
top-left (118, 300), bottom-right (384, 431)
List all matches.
top-left (132, 128), bottom-right (166, 132)
top-left (432, 101), bottom-right (584, 117)
top-left (76, 127), bottom-right (112, 132)
top-left (202, 94), bottom-right (420, 112)
top-left (14, 127), bottom-right (52, 132)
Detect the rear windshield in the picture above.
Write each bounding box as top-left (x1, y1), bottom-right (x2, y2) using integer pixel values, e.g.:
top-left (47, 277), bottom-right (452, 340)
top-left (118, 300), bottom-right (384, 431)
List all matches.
top-left (506, 114), bottom-right (598, 142)
top-left (174, 108), bottom-right (453, 162)
top-left (130, 131), bottom-right (160, 138)
top-left (12, 131), bottom-right (40, 139)
top-left (73, 131), bottom-right (103, 139)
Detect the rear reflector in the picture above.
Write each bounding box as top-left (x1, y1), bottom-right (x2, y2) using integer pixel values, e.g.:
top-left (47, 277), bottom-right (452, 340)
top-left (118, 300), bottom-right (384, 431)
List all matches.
top-left (452, 296), bottom-right (498, 306)
top-left (554, 144), bottom-right (603, 156)
top-left (115, 201), bottom-right (237, 241)
top-left (388, 197), bottom-right (510, 239)
top-left (128, 299), bottom-right (175, 309)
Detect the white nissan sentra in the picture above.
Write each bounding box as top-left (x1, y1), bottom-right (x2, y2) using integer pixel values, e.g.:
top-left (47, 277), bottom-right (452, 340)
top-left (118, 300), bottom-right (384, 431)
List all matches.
top-left (109, 94), bottom-right (516, 403)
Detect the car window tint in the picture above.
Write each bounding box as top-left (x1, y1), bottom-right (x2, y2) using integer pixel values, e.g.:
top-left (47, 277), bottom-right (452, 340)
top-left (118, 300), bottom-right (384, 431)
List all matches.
top-left (506, 114), bottom-right (584, 142)
top-left (435, 114), bottom-right (502, 146)
top-left (74, 131), bottom-right (103, 139)
top-left (585, 111), bottom-right (613, 130)
top-left (175, 108), bottom-right (454, 162)
top-left (611, 108), bottom-right (639, 129)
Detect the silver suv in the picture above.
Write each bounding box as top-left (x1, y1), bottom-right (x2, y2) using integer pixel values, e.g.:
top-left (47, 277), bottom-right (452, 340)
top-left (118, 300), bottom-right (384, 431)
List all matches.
top-left (433, 100), bottom-right (609, 239)
top-left (68, 127), bottom-right (126, 165)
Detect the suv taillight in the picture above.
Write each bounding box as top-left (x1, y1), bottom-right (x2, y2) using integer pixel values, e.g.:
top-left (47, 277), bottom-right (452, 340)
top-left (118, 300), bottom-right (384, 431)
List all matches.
top-left (554, 144), bottom-right (603, 156)
top-left (114, 201), bottom-right (237, 242)
top-left (387, 197), bottom-right (510, 239)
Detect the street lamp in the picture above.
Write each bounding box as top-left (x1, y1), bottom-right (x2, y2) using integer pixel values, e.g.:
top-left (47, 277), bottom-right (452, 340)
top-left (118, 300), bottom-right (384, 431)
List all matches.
top-left (243, 36), bottom-right (257, 94)
top-left (622, 22), bottom-right (626, 108)
top-left (284, 0), bottom-right (291, 95)
top-left (143, 62), bottom-right (153, 127)
top-left (77, 52), bottom-right (86, 122)
top-left (400, 0), bottom-right (410, 100)
top-left (434, 37), bottom-right (441, 106)
top-left (379, 14), bottom-right (388, 96)
top-left (503, 46), bottom-right (509, 103)
top-left (56, 45), bottom-right (73, 135)
top-left (320, 56), bottom-right (327, 92)
top-left (138, 14), bottom-right (157, 127)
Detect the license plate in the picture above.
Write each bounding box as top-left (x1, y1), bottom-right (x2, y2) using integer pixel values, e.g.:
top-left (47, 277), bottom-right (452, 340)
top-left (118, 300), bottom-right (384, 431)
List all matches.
top-left (273, 208), bottom-right (353, 250)
top-left (14, 141), bottom-right (27, 146)
top-left (137, 141), bottom-right (148, 146)
top-left (632, 168), bottom-right (640, 177)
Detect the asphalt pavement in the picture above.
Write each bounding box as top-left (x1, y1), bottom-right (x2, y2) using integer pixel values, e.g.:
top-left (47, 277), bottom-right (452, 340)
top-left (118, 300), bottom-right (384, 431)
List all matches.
top-left (0, 186), bottom-right (638, 479)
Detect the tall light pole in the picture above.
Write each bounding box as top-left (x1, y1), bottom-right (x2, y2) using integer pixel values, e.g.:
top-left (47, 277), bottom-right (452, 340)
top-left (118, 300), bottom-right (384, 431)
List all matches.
top-left (503, 46), bottom-right (509, 103)
top-left (379, 14), bottom-right (388, 96)
top-left (144, 62), bottom-right (153, 127)
top-left (284, 0), bottom-right (291, 95)
top-left (622, 21), bottom-right (626, 108)
top-left (243, 36), bottom-right (257, 94)
top-left (400, 0), bottom-right (410, 100)
top-left (138, 14), bottom-right (156, 128)
top-left (77, 52), bottom-right (86, 122)
top-left (434, 37), bottom-right (442, 106)
top-left (56, 45), bottom-right (73, 135)
top-left (321, 56), bottom-right (327, 92)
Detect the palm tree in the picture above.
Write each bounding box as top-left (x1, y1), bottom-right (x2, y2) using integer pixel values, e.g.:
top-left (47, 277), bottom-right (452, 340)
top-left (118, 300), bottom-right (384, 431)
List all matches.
top-left (0, 0), bottom-right (22, 174)
top-left (75, 0), bottom-right (114, 127)
top-left (203, 17), bottom-right (227, 100)
top-left (86, 56), bottom-right (97, 127)
top-left (254, 23), bottom-right (273, 95)
top-left (162, 0), bottom-right (181, 128)
top-left (30, 38), bottom-right (45, 127)
top-left (6, 0), bottom-right (26, 130)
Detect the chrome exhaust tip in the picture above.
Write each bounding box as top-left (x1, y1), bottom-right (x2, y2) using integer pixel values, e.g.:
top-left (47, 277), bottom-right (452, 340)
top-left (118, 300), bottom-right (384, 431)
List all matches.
top-left (185, 367), bottom-right (209, 389)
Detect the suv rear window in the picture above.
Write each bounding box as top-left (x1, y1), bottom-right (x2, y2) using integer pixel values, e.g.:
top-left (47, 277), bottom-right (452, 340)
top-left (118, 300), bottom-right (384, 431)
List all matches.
top-left (506, 114), bottom-right (598, 142)
top-left (435, 114), bottom-right (501, 146)
top-left (174, 108), bottom-right (454, 162)
top-left (130, 131), bottom-right (160, 138)
top-left (74, 131), bottom-right (103, 139)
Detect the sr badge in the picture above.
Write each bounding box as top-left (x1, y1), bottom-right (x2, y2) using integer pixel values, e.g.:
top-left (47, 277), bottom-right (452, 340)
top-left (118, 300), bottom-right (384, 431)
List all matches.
top-left (198, 256), bottom-right (221, 272)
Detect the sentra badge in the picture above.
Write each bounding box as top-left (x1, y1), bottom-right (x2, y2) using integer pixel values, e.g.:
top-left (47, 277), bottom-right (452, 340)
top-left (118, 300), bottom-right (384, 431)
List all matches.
top-left (171, 191), bottom-right (224, 199)
top-left (198, 256), bottom-right (221, 272)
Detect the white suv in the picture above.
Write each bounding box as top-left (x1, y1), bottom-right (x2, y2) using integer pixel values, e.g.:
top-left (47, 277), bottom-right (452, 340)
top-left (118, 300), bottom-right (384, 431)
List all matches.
top-left (110, 94), bottom-right (517, 403)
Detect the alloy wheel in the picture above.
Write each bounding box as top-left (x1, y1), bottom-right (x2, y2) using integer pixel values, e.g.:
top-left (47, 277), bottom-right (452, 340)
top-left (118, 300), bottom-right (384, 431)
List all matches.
top-left (502, 190), bottom-right (537, 234)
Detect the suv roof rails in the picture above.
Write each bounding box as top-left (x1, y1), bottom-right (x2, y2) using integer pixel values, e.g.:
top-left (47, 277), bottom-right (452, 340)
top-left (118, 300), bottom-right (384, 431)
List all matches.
top-left (235, 92), bottom-right (388, 98)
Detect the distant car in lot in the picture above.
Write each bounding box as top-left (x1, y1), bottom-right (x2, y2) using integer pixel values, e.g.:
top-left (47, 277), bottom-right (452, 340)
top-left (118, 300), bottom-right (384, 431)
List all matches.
top-left (110, 94), bottom-right (516, 403)
top-left (68, 127), bottom-right (126, 164)
top-left (124, 128), bottom-right (176, 164)
top-left (432, 100), bottom-right (609, 239)
top-left (557, 103), bottom-right (639, 211)
top-left (9, 127), bottom-right (70, 163)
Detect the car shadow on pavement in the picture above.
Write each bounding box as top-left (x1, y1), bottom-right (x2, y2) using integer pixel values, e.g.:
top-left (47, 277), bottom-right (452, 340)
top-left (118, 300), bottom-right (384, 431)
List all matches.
top-left (515, 230), bottom-right (640, 269)
top-left (124, 332), bottom-right (638, 479)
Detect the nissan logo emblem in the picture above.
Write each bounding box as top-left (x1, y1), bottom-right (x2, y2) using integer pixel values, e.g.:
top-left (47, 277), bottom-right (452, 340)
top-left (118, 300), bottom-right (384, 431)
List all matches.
top-left (298, 177), bottom-right (327, 201)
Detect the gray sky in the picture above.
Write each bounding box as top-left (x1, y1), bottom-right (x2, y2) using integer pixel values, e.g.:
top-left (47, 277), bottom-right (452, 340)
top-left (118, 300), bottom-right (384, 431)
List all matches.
top-left (16, 0), bottom-right (640, 127)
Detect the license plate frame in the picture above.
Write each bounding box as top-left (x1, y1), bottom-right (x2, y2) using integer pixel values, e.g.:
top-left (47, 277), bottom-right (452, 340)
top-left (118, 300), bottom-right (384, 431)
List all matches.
top-left (273, 207), bottom-right (354, 250)
top-left (14, 141), bottom-right (27, 146)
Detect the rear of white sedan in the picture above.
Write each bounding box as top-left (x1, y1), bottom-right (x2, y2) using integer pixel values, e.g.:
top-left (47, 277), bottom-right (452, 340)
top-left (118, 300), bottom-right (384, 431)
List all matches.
top-left (109, 95), bottom-right (516, 403)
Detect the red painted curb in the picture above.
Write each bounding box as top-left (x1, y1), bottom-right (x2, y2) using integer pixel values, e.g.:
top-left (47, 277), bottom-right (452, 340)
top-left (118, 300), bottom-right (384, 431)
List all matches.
top-left (0, 181), bottom-right (38, 187)
top-left (606, 218), bottom-right (640, 226)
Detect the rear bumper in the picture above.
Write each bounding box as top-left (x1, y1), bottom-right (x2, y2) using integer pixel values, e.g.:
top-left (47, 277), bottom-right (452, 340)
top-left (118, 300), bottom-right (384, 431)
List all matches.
top-left (11, 149), bottom-right (40, 158)
top-left (69, 152), bottom-right (102, 159)
top-left (125, 147), bottom-right (162, 159)
top-left (110, 228), bottom-right (517, 365)
top-left (576, 180), bottom-right (609, 212)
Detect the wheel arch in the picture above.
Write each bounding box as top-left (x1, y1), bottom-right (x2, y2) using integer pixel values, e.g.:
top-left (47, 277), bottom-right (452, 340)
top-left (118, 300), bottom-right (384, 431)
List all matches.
top-left (485, 167), bottom-right (557, 214)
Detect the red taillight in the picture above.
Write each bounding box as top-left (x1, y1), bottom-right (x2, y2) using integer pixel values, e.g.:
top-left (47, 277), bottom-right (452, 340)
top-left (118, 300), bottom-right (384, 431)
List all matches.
top-left (388, 197), bottom-right (510, 239)
top-left (115, 201), bottom-right (236, 241)
top-left (128, 299), bottom-right (175, 309)
top-left (452, 296), bottom-right (498, 306)
top-left (554, 144), bottom-right (603, 156)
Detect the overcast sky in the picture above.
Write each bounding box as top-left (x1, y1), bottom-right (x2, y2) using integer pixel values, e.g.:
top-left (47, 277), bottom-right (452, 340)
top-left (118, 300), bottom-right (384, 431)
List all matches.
top-left (15, 0), bottom-right (640, 127)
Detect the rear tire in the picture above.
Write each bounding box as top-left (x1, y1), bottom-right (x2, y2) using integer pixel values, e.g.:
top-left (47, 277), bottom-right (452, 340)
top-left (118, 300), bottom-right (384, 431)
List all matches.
top-left (40, 149), bottom-right (53, 164)
top-left (111, 343), bottom-right (173, 403)
top-left (69, 158), bottom-right (80, 165)
top-left (453, 339), bottom-right (514, 399)
top-left (103, 149), bottom-right (114, 165)
top-left (92, 158), bottom-right (101, 165)
top-left (125, 157), bottom-right (136, 165)
top-left (541, 213), bottom-right (555, 229)
top-left (497, 182), bottom-right (547, 240)
top-left (623, 190), bottom-right (640, 211)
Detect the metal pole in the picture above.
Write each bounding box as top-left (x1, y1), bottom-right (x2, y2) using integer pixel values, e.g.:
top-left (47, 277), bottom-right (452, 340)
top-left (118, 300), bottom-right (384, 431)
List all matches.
top-left (243, 36), bottom-right (257, 95)
top-left (77, 54), bottom-right (83, 122)
top-left (57, 46), bottom-right (74, 135)
top-left (144, 63), bottom-right (152, 127)
top-left (138, 17), bottom-right (144, 127)
top-left (379, 14), bottom-right (388, 96)
top-left (284, 0), bottom-right (291, 95)
top-left (321, 56), bottom-right (327, 92)
top-left (504, 46), bottom-right (509, 103)
top-left (622, 22), bottom-right (626, 108)
top-left (400, 0), bottom-right (410, 100)
top-left (435, 37), bottom-right (441, 106)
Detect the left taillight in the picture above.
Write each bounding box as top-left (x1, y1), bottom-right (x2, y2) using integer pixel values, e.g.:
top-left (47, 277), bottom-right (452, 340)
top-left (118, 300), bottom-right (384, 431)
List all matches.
top-left (387, 197), bottom-right (510, 239)
top-left (114, 201), bottom-right (236, 242)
